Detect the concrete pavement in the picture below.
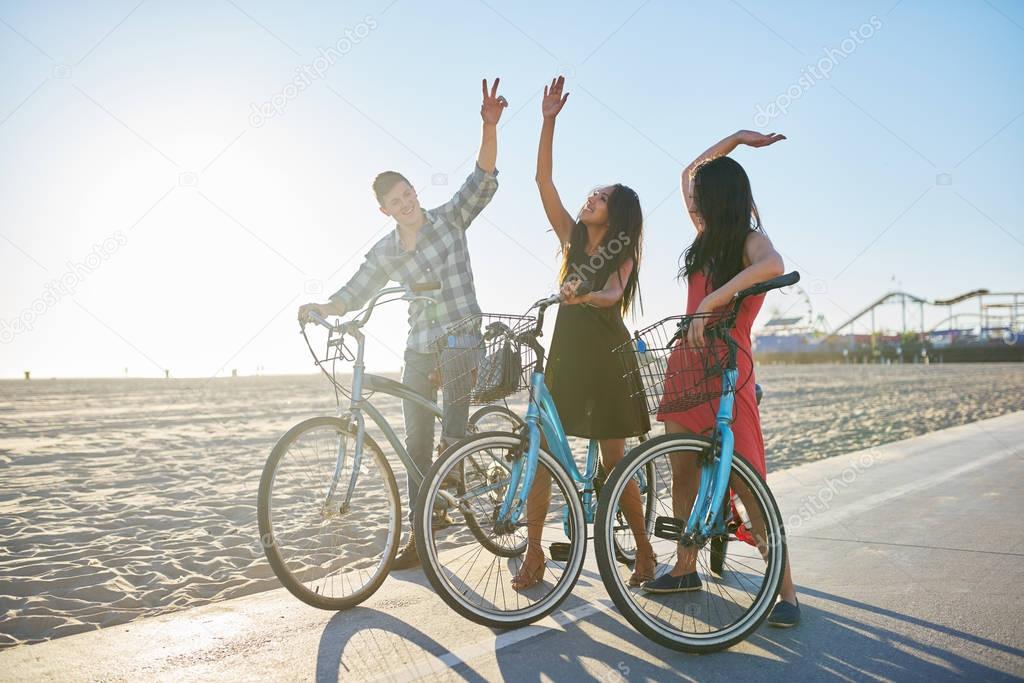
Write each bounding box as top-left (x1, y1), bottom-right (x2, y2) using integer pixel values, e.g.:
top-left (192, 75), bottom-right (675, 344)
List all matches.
top-left (3, 412), bottom-right (1024, 681)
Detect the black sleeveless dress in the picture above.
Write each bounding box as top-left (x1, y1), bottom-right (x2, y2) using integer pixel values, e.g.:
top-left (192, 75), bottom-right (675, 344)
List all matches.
top-left (545, 225), bottom-right (651, 439)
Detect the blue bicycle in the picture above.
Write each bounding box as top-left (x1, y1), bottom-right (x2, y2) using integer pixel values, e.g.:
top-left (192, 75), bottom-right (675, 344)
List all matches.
top-left (414, 291), bottom-right (654, 628)
top-left (594, 271), bottom-right (799, 652)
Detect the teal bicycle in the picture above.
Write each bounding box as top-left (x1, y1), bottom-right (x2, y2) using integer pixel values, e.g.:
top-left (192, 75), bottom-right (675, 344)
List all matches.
top-left (414, 289), bottom-right (654, 628)
top-left (594, 271), bottom-right (799, 652)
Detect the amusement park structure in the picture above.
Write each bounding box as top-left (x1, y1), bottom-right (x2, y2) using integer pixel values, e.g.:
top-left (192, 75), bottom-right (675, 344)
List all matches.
top-left (754, 287), bottom-right (1024, 363)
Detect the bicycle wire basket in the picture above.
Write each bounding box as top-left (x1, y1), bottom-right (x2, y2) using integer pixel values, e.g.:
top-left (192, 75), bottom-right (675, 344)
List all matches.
top-left (433, 313), bottom-right (537, 405)
top-left (615, 314), bottom-right (752, 415)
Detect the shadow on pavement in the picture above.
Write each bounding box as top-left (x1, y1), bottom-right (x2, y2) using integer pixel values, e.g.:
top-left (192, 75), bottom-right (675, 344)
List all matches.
top-left (315, 606), bottom-right (489, 683)
top-left (482, 584), bottom-right (1022, 681)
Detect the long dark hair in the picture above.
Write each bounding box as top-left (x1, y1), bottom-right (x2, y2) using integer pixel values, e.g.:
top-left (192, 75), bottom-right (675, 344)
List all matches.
top-left (680, 156), bottom-right (764, 292)
top-left (559, 183), bottom-right (644, 316)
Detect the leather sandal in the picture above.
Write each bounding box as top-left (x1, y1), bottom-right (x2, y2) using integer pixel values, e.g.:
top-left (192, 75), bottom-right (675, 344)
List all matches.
top-left (628, 547), bottom-right (657, 587)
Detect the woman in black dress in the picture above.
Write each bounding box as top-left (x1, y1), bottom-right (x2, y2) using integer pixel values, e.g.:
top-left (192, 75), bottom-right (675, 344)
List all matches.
top-left (512, 76), bottom-right (653, 590)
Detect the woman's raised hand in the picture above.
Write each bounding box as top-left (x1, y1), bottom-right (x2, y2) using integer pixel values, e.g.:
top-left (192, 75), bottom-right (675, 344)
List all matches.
top-left (734, 130), bottom-right (787, 148)
top-left (542, 76), bottom-right (569, 120)
top-left (481, 78), bottom-right (508, 125)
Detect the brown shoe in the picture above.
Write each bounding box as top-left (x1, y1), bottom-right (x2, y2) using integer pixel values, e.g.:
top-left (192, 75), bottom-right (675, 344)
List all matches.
top-left (391, 538), bottom-right (420, 570)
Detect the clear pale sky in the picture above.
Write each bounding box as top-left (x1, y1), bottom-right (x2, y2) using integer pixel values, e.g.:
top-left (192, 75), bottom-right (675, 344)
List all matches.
top-left (1, 0), bottom-right (1021, 378)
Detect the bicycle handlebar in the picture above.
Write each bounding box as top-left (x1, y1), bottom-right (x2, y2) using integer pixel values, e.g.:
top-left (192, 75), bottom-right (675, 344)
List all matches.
top-left (530, 280), bottom-right (593, 333)
top-left (733, 271), bottom-right (800, 303)
top-left (662, 271), bottom-right (802, 346)
top-left (301, 283), bottom-right (439, 333)
top-left (306, 310), bottom-right (331, 329)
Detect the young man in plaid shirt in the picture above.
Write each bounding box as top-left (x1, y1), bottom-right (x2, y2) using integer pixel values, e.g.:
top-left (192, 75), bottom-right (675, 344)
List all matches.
top-left (298, 79), bottom-right (507, 568)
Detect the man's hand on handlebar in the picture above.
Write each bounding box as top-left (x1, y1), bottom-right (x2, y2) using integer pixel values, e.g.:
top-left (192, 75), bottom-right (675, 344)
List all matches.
top-left (298, 300), bottom-right (345, 325)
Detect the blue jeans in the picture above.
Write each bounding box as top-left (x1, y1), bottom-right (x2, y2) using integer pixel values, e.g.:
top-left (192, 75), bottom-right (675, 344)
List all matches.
top-left (401, 347), bottom-right (474, 522)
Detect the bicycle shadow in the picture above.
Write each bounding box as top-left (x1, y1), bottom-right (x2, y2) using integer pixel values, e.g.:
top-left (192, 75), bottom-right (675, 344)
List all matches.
top-left (742, 586), bottom-right (1023, 680)
top-left (314, 606), bottom-right (490, 683)
top-left (314, 565), bottom-right (1021, 681)
top-left (484, 576), bottom-right (1022, 681)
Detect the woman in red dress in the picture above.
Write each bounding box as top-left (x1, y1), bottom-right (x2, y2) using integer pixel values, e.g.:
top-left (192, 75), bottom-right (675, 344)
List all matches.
top-left (644, 129), bottom-right (800, 627)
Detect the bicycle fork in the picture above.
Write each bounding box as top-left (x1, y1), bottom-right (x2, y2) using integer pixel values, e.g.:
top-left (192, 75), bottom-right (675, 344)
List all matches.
top-left (324, 334), bottom-right (369, 516)
top-left (663, 368), bottom-right (739, 548)
top-left (492, 406), bottom-right (541, 534)
top-left (323, 411), bottom-right (366, 515)
top-left (493, 372), bottom-right (568, 533)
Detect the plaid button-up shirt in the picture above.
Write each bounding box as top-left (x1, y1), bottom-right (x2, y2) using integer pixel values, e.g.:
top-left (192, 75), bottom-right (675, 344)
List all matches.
top-left (330, 164), bottom-right (499, 353)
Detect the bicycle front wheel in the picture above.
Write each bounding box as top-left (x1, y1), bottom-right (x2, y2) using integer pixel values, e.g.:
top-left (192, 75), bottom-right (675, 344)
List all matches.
top-left (594, 433), bottom-right (786, 653)
top-left (602, 458), bottom-right (656, 566)
top-left (415, 431), bottom-right (586, 629)
top-left (257, 416), bottom-right (400, 610)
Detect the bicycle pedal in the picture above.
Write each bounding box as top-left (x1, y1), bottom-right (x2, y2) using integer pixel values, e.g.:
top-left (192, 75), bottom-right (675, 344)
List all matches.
top-left (549, 542), bottom-right (570, 562)
top-left (653, 515), bottom-right (686, 542)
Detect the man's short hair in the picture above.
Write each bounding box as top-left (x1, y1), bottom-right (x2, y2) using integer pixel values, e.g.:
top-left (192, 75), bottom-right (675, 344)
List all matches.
top-left (373, 171), bottom-right (411, 206)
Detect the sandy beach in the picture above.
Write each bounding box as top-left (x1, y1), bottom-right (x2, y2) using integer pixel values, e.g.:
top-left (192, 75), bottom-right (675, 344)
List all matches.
top-left (2, 362), bottom-right (1023, 649)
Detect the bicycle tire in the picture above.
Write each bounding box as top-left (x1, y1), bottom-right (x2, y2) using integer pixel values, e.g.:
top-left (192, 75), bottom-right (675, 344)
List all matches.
top-left (604, 459), bottom-right (657, 565)
top-left (468, 404), bottom-right (525, 432)
top-left (594, 433), bottom-right (786, 653)
top-left (416, 431), bottom-right (587, 629)
top-left (257, 416), bottom-right (400, 611)
top-left (461, 407), bottom-right (528, 557)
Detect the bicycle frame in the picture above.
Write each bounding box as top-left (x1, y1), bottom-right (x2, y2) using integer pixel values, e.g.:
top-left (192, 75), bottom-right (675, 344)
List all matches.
top-left (496, 355), bottom-right (648, 529)
top-left (682, 366), bottom-right (738, 542)
top-left (313, 287), bottom-right (443, 510)
top-left (497, 370), bottom-right (601, 527)
top-left (672, 313), bottom-right (753, 545)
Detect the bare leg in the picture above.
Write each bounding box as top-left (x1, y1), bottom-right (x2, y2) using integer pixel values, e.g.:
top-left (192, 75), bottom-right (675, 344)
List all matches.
top-left (511, 451), bottom-right (550, 590)
top-left (666, 421), bottom-right (700, 576)
top-left (599, 438), bottom-right (655, 580)
top-left (729, 474), bottom-right (797, 604)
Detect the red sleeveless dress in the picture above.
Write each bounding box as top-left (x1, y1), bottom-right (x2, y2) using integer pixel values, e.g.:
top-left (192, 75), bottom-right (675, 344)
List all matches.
top-left (656, 271), bottom-right (767, 479)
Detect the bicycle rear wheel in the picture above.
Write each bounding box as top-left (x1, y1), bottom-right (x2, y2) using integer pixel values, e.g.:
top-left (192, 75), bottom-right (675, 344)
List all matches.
top-left (257, 416), bottom-right (400, 610)
top-left (463, 406), bottom-right (527, 557)
top-left (594, 433), bottom-right (786, 653)
top-left (415, 431), bottom-right (586, 629)
top-left (468, 404), bottom-right (524, 433)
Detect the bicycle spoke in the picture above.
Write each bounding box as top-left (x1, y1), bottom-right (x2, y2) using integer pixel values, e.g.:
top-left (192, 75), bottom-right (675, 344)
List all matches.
top-left (420, 435), bottom-right (586, 626)
top-left (595, 439), bottom-right (784, 650)
top-left (262, 422), bottom-right (398, 607)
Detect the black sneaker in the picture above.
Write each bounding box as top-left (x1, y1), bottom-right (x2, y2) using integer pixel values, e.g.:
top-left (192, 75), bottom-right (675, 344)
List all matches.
top-left (391, 538), bottom-right (420, 570)
top-left (641, 571), bottom-right (702, 593)
top-left (767, 597), bottom-right (801, 628)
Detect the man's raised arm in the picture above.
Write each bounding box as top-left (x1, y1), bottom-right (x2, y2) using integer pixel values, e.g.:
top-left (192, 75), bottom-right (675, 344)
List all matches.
top-left (477, 78), bottom-right (506, 173)
top-left (435, 78), bottom-right (506, 231)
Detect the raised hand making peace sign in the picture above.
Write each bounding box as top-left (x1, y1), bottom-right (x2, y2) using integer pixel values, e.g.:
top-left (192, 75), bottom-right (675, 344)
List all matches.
top-left (481, 78), bottom-right (508, 126)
